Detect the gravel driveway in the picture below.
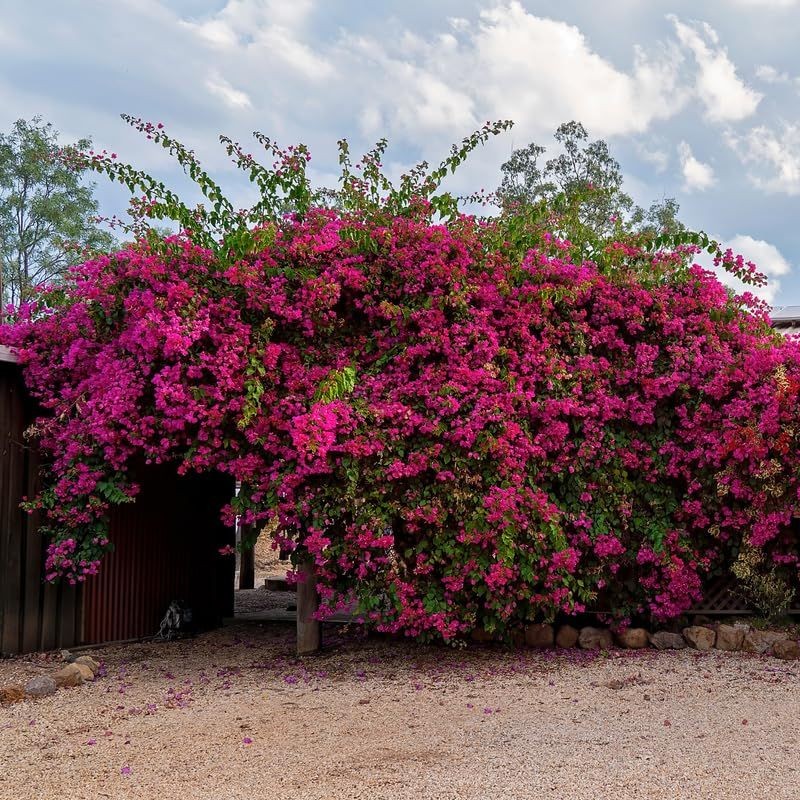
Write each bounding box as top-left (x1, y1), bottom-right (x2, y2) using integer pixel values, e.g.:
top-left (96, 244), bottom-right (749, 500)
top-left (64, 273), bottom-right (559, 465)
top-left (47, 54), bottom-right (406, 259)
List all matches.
top-left (1, 623), bottom-right (797, 800)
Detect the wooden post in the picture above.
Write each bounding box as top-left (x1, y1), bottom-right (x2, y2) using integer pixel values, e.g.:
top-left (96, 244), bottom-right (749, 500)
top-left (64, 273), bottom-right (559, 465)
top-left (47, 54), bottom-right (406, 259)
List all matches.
top-left (238, 523), bottom-right (255, 590)
top-left (296, 560), bottom-right (321, 655)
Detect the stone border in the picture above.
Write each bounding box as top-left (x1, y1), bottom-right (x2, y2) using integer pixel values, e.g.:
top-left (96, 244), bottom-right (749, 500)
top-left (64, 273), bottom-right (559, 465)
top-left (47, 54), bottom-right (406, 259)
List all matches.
top-left (0, 653), bottom-right (103, 704)
top-left (477, 621), bottom-right (800, 660)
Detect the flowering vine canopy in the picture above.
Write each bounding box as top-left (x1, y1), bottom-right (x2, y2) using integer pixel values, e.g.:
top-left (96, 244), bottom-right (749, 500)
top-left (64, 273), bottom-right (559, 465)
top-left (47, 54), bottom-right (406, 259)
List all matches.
top-left (3, 117), bottom-right (799, 641)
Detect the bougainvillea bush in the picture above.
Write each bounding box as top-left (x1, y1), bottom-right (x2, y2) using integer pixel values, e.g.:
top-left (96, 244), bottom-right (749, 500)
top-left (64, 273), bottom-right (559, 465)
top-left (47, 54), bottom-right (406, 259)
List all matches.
top-left (3, 118), bottom-right (799, 640)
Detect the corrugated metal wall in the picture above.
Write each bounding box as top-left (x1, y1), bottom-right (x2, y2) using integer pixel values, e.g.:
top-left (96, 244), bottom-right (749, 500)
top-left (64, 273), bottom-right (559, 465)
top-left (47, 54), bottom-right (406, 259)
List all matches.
top-left (82, 464), bottom-right (235, 644)
top-left (0, 361), bottom-right (81, 655)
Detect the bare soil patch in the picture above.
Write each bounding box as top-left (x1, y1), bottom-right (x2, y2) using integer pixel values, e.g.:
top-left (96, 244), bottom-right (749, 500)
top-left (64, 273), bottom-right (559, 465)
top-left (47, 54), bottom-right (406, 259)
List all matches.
top-left (1, 623), bottom-right (798, 800)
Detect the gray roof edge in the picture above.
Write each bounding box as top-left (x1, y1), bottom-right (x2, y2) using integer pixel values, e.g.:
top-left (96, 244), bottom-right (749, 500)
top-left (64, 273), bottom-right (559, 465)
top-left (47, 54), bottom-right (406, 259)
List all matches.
top-left (0, 345), bottom-right (19, 363)
top-left (770, 305), bottom-right (800, 321)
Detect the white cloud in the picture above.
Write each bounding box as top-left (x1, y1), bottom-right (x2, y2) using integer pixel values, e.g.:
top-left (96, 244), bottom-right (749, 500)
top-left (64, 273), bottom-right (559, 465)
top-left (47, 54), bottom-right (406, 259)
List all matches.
top-left (341, 8), bottom-right (760, 147)
top-left (341, 35), bottom-right (477, 137)
top-left (181, 0), bottom-right (315, 44)
top-left (342, 2), bottom-right (690, 143)
top-left (636, 142), bottom-right (670, 172)
top-left (710, 234), bottom-right (792, 303)
top-left (471, 4), bottom-right (692, 136)
top-left (667, 15), bottom-right (761, 122)
top-left (754, 64), bottom-right (800, 92)
top-left (185, 18), bottom-right (238, 49)
top-left (448, 17), bottom-right (471, 33)
top-left (756, 64), bottom-right (791, 83)
top-left (731, 0), bottom-right (799, 7)
top-left (205, 72), bottom-right (252, 109)
top-left (260, 28), bottom-right (334, 81)
top-left (474, 5), bottom-right (688, 134)
top-left (728, 234), bottom-right (791, 278)
top-left (181, 0), bottom-right (333, 81)
top-left (727, 123), bottom-right (800, 194)
top-left (678, 141), bottom-right (716, 191)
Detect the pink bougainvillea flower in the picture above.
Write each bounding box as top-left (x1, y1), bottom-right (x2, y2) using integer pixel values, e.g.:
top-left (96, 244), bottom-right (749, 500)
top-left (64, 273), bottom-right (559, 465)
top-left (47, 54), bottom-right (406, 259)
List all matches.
top-left (3, 164), bottom-right (797, 644)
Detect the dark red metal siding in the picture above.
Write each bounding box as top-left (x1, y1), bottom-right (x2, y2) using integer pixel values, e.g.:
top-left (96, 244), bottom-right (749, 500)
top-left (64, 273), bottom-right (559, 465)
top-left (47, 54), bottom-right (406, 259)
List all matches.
top-left (82, 465), bottom-right (235, 644)
top-left (0, 361), bottom-right (81, 655)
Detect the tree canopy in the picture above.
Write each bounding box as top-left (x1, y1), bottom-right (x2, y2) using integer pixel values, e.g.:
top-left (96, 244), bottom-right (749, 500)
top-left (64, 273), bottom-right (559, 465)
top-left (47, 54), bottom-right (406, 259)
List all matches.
top-left (0, 117), bottom-right (113, 305)
top-left (497, 121), bottom-right (684, 242)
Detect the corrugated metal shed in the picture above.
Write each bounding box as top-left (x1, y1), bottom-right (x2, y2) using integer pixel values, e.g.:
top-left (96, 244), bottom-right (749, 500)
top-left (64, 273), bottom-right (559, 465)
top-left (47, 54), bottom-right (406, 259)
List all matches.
top-left (83, 465), bottom-right (235, 644)
top-left (1, 350), bottom-right (235, 655)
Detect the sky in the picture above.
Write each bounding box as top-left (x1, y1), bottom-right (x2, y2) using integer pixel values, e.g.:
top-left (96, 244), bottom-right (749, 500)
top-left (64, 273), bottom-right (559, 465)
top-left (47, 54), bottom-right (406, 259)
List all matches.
top-left (1, 0), bottom-right (800, 304)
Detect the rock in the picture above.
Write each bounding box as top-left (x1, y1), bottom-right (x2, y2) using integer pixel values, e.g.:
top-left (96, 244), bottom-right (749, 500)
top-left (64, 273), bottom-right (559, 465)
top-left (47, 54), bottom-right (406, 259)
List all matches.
top-left (60, 649), bottom-right (75, 663)
top-left (0, 685), bottom-right (25, 704)
top-left (525, 623), bottom-right (554, 648)
top-left (715, 624), bottom-right (745, 652)
top-left (742, 630), bottom-right (785, 654)
top-left (555, 625), bottom-right (579, 648)
top-left (615, 628), bottom-right (649, 649)
top-left (74, 655), bottom-right (100, 674)
top-left (24, 675), bottom-right (57, 698)
top-left (54, 663), bottom-right (86, 688)
top-left (75, 663), bottom-right (94, 682)
top-left (772, 639), bottom-right (800, 661)
top-left (578, 627), bottom-right (613, 650)
top-left (682, 626), bottom-right (716, 651)
top-left (649, 631), bottom-right (686, 650)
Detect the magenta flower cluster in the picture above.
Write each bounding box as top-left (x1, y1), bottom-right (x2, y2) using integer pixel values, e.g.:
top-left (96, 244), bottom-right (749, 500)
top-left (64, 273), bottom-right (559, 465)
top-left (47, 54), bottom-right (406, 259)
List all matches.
top-left (4, 208), bottom-right (799, 637)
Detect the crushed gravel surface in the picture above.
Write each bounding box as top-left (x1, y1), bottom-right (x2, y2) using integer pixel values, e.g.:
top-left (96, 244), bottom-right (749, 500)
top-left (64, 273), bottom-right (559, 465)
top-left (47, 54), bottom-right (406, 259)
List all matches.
top-left (1, 622), bottom-right (798, 800)
top-left (234, 586), bottom-right (295, 615)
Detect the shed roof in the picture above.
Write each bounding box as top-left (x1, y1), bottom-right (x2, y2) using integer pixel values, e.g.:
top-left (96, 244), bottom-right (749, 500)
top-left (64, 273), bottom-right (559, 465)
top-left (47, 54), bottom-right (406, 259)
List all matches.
top-left (770, 306), bottom-right (800, 336)
top-left (0, 346), bottom-right (18, 364)
top-left (771, 306), bottom-right (800, 321)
